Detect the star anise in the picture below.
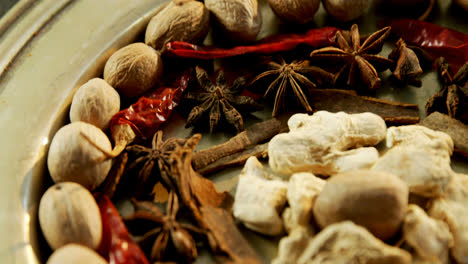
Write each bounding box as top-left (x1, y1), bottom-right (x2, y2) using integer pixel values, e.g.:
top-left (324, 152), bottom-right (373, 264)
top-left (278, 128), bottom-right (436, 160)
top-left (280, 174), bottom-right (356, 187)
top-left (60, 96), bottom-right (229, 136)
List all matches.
top-left (250, 57), bottom-right (334, 117)
top-left (125, 191), bottom-right (203, 263)
top-left (426, 57), bottom-right (468, 123)
top-left (310, 24), bottom-right (393, 91)
top-left (183, 66), bottom-right (263, 133)
top-left (388, 38), bottom-right (424, 87)
top-left (125, 130), bottom-right (186, 199)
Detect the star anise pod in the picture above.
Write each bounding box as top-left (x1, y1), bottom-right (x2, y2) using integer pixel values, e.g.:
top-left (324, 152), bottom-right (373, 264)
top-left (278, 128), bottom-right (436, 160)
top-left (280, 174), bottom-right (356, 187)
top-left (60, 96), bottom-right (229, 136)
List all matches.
top-left (426, 57), bottom-right (468, 123)
top-left (125, 191), bottom-right (203, 263)
top-left (183, 66), bottom-right (263, 133)
top-left (310, 24), bottom-right (393, 91)
top-left (250, 57), bottom-right (334, 117)
top-left (125, 130), bottom-right (186, 199)
top-left (389, 38), bottom-right (424, 87)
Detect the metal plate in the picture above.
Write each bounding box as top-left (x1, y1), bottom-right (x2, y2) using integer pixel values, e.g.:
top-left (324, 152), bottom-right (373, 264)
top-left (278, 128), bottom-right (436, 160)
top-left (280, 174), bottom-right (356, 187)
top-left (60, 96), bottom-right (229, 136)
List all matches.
top-left (0, 0), bottom-right (467, 263)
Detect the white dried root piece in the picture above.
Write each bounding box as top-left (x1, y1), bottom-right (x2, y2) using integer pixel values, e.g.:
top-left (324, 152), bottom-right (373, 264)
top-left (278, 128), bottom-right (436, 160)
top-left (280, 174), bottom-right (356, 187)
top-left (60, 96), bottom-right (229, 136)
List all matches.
top-left (372, 125), bottom-right (455, 197)
top-left (429, 173), bottom-right (468, 263)
top-left (233, 156), bottom-right (288, 236)
top-left (430, 199), bottom-right (468, 264)
top-left (297, 221), bottom-right (412, 264)
top-left (403, 204), bottom-right (453, 264)
top-left (445, 173), bottom-right (468, 204)
top-left (273, 226), bottom-right (314, 264)
top-left (268, 111), bottom-right (386, 177)
top-left (285, 172), bottom-right (325, 230)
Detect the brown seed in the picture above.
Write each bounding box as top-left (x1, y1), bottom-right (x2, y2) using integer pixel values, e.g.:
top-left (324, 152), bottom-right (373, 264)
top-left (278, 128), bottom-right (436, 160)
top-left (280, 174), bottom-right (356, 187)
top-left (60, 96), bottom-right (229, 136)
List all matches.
top-left (313, 170), bottom-right (409, 240)
top-left (46, 244), bottom-right (107, 264)
top-left (268, 0), bottom-right (320, 24)
top-left (145, 0), bottom-right (210, 51)
top-left (104, 43), bottom-right (163, 98)
top-left (205, 0), bottom-right (262, 43)
top-left (39, 182), bottom-right (102, 250)
top-left (322, 0), bottom-right (371, 22)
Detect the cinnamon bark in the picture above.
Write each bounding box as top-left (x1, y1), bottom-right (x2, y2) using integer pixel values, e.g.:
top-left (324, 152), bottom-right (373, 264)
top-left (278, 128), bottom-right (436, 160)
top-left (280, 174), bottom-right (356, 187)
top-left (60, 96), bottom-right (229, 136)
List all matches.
top-left (308, 89), bottom-right (420, 125)
top-left (420, 112), bottom-right (468, 158)
top-left (192, 118), bottom-right (284, 171)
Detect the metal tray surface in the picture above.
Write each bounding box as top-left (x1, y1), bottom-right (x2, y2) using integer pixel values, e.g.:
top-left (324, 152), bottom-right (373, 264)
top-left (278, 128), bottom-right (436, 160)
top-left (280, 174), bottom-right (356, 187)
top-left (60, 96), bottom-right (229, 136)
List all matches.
top-left (0, 0), bottom-right (467, 263)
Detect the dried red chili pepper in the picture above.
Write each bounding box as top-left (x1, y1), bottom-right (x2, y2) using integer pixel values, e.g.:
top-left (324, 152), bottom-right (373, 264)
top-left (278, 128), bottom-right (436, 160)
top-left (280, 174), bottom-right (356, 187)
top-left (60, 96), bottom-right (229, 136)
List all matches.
top-left (95, 193), bottom-right (150, 264)
top-left (110, 69), bottom-right (192, 141)
top-left (165, 27), bottom-right (340, 59)
top-left (385, 19), bottom-right (468, 73)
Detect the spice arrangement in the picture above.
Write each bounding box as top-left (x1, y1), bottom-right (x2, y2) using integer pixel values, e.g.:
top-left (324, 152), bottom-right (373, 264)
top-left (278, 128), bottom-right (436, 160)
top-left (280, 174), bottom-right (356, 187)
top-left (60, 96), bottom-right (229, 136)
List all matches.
top-left (35, 0), bottom-right (468, 263)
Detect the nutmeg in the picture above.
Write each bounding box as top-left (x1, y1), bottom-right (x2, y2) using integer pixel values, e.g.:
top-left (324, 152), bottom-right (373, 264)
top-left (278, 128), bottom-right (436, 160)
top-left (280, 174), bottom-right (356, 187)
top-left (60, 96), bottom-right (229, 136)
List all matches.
top-left (269, 0), bottom-right (320, 24)
top-left (46, 244), bottom-right (107, 264)
top-left (145, 0), bottom-right (210, 51)
top-left (322, 0), bottom-right (371, 22)
top-left (313, 170), bottom-right (408, 240)
top-left (39, 182), bottom-right (102, 250)
top-left (104, 42), bottom-right (163, 98)
top-left (205, 0), bottom-right (262, 43)
top-left (47, 121), bottom-right (112, 190)
top-left (69, 78), bottom-right (120, 131)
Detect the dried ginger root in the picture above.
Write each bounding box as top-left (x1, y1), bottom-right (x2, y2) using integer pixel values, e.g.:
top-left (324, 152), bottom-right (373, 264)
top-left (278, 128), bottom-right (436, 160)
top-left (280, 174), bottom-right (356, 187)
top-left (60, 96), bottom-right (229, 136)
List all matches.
top-left (285, 172), bottom-right (325, 230)
top-left (372, 125), bottom-right (455, 197)
top-left (268, 111), bottom-right (386, 176)
top-left (273, 172), bottom-right (325, 264)
top-left (429, 173), bottom-right (468, 263)
top-left (273, 226), bottom-right (314, 264)
top-left (297, 221), bottom-right (411, 264)
top-left (233, 156), bottom-right (288, 236)
top-left (403, 204), bottom-right (453, 264)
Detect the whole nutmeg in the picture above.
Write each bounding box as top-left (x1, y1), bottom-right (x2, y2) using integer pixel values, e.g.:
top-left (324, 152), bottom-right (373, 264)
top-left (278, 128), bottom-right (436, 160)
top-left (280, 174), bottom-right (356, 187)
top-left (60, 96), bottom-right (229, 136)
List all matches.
top-left (47, 121), bottom-right (112, 190)
top-left (104, 43), bottom-right (163, 98)
top-left (69, 78), bottom-right (120, 130)
top-left (46, 244), bottom-right (107, 264)
top-left (322, 0), bottom-right (371, 22)
top-left (39, 183), bottom-right (102, 250)
top-left (313, 170), bottom-right (408, 240)
top-left (205, 0), bottom-right (262, 43)
top-left (269, 0), bottom-right (320, 24)
top-left (456, 0), bottom-right (468, 12)
top-left (145, 0), bottom-right (210, 51)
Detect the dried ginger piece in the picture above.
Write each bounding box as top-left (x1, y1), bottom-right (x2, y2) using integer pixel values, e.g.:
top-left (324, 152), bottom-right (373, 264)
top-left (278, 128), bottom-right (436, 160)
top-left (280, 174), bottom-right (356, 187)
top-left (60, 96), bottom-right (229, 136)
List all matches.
top-left (429, 173), bottom-right (468, 263)
top-left (297, 221), bottom-right (412, 264)
top-left (274, 173), bottom-right (325, 264)
top-left (269, 111), bottom-right (386, 176)
top-left (403, 204), bottom-right (453, 264)
top-left (273, 226), bottom-right (314, 264)
top-left (285, 172), bottom-right (325, 230)
top-left (430, 199), bottom-right (468, 264)
top-left (372, 125), bottom-right (455, 197)
top-left (233, 156), bottom-right (288, 236)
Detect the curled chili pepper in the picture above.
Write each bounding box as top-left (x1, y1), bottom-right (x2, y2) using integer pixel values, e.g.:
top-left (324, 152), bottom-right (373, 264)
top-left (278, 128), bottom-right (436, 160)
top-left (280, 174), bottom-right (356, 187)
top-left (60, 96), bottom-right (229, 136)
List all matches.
top-left (385, 19), bottom-right (468, 73)
top-left (165, 27), bottom-right (340, 59)
top-left (95, 193), bottom-right (150, 264)
top-left (110, 69), bottom-right (192, 142)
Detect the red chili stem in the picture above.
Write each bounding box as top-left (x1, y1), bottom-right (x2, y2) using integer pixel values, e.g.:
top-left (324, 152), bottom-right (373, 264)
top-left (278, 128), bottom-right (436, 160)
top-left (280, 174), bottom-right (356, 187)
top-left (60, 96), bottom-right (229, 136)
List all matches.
top-left (110, 69), bottom-right (192, 141)
top-left (95, 193), bottom-right (150, 264)
top-left (165, 27), bottom-right (340, 59)
top-left (386, 19), bottom-right (468, 73)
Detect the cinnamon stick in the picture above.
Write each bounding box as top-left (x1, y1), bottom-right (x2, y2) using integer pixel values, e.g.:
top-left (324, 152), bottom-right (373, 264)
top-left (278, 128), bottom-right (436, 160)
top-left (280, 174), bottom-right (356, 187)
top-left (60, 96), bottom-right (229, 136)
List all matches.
top-left (308, 89), bottom-right (420, 125)
top-left (192, 118), bottom-right (284, 171)
top-left (420, 112), bottom-right (468, 158)
top-left (197, 143), bottom-right (269, 175)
